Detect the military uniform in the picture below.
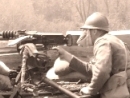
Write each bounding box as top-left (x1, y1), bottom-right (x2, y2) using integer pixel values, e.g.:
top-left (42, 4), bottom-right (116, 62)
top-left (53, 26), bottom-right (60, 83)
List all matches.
top-left (47, 12), bottom-right (130, 97)
top-left (69, 34), bottom-right (130, 94)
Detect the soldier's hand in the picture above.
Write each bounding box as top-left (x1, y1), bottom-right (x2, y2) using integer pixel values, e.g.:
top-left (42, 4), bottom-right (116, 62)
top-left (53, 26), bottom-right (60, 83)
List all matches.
top-left (80, 86), bottom-right (91, 95)
top-left (52, 46), bottom-right (73, 63)
top-left (80, 86), bottom-right (99, 96)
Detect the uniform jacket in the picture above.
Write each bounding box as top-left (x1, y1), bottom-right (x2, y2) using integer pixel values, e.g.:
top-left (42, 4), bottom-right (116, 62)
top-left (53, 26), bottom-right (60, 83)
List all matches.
top-left (69, 34), bottom-right (130, 94)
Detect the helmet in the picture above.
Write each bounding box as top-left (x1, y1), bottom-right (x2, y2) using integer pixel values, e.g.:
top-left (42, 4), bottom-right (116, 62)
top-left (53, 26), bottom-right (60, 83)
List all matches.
top-left (81, 12), bottom-right (109, 31)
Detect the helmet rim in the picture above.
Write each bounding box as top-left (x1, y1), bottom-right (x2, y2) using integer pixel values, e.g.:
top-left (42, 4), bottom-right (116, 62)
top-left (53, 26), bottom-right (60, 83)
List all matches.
top-left (80, 25), bottom-right (109, 31)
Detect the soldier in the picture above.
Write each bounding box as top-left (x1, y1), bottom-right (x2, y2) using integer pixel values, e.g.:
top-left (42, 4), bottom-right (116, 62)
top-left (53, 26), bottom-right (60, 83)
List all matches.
top-left (47, 12), bottom-right (130, 98)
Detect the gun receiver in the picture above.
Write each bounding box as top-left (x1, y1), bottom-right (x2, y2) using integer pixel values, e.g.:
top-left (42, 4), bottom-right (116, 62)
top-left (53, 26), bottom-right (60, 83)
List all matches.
top-left (32, 32), bottom-right (67, 49)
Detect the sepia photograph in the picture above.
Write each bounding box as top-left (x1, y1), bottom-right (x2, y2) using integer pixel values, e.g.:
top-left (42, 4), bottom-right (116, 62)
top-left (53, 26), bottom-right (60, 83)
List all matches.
top-left (0, 0), bottom-right (130, 98)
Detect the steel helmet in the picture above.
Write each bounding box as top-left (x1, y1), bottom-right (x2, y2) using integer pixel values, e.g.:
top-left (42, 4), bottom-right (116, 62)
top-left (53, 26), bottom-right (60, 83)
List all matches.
top-left (81, 12), bottom-right (109, 31)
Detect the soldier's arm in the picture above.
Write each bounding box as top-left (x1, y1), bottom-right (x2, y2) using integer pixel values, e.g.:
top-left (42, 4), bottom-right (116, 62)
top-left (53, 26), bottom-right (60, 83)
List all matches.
top-left (69, 56), bottom-right (92, 77)
top-left (86, 39), bottom-right (112, 94)
top-left (69, 38), bottom-right (112, 94)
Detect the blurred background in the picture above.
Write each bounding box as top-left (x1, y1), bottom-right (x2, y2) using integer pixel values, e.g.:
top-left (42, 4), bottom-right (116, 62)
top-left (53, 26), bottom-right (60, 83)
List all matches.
top-left (0, 0), bottom-right (129, 33)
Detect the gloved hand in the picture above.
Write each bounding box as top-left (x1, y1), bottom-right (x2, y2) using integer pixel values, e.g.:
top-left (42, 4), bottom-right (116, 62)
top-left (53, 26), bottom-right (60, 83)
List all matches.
top-left (80, 86), bottom-right (91, 95)
top-left (80, 86), bottom-right (99, 96)
top-left (52, 46), bottom-right (73, 63)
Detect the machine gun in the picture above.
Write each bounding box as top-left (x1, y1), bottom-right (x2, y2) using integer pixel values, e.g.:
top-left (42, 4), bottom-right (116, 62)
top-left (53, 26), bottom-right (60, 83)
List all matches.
top-left (0, 30), bottom-right (74, 50)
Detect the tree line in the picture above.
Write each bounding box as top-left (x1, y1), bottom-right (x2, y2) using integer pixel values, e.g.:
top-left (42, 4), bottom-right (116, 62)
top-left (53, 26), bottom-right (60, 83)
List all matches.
top-left (0, 0), bottom-right (129, 33)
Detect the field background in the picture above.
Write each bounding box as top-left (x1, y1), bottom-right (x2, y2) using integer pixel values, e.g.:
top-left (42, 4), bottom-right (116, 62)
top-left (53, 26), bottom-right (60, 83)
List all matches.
top-left (0, 0), bottom-right (129, 33)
